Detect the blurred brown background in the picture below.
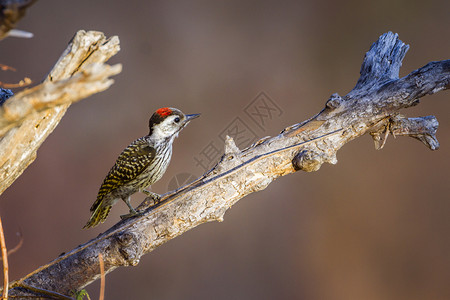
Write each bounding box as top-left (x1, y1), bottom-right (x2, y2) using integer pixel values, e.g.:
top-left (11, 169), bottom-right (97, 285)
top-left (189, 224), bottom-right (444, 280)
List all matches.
top-left (1, 1), bottom-right (449, 299)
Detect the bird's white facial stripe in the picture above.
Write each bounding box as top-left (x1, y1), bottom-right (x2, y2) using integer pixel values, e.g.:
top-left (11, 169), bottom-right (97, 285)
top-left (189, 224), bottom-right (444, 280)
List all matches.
top-left (152, 115), bottom-right (184, 140)
top-left (161, 115), bottom-right (180, 131)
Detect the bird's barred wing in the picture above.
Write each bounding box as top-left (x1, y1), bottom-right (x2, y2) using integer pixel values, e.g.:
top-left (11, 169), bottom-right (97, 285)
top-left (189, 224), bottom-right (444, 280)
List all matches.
top-left (92, 139), bottom-right (156, 210)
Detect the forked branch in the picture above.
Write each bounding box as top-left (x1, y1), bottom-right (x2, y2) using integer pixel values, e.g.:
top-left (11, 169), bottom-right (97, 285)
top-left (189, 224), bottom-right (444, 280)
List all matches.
top-left (5, 32), bottom-right (450, 299)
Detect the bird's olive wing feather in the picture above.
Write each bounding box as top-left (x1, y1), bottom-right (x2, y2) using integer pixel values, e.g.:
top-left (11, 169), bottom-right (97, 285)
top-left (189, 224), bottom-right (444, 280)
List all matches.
top-left (91, 138), bottom-right (156, 210)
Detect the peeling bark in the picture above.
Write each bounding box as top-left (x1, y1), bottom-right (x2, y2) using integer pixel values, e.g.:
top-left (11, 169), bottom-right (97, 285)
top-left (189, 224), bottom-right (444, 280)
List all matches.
top-left (4, 32), bottom-right (450, 299)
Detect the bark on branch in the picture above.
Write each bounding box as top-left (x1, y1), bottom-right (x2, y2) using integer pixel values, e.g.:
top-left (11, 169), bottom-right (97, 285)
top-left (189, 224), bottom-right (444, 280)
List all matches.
top-left (5, 32), bottom-right (450, 299)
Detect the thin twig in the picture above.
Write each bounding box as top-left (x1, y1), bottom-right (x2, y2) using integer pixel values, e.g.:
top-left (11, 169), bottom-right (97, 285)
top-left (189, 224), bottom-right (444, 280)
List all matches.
top-left (0, 64), bottom-right (16, 72)
top-left (5, 232), bottom-right (22, 258)
top-left (98, 254), bottom-right (105, 300)
top-left (0, 231), bottom-right (23, 261)
top-left (0, 62), bottom-right (32, 89)
top-left (0, 78), bottom-right (32, 89)
top-left (0, 216), bottom-right (9, 300)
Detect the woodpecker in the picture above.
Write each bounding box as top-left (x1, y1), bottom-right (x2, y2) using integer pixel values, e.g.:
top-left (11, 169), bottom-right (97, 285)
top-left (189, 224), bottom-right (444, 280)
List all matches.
top-left (84, 107), bottom-right (200, 229)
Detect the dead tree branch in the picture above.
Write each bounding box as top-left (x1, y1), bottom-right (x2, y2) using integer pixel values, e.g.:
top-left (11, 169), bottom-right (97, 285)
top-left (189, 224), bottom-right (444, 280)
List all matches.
top-left (5, 32), bottom-right (450, 299)
top-left (0, 215), bottom-right (9, 300)
top-left (0, 30), bottom-right (122, 195)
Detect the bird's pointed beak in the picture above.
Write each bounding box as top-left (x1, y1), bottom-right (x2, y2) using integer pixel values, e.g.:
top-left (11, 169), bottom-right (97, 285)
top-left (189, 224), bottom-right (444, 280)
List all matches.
top-left (185, 113), bottom-right (200, 122)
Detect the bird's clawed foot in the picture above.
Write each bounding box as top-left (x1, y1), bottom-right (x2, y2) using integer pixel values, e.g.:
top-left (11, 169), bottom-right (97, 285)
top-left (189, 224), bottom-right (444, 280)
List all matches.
top-left (136, 192), bottom-right (161, 211)
top-left (119, 192), bottom-right (162, 220)
top-left (120, 196), bottom-right (142, 220)
top-left (142, 190), bottom-right (160, 200)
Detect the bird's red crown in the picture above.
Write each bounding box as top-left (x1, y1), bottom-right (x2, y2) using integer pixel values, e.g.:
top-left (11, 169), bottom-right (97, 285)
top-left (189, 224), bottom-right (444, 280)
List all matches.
top-left (156, 107), bottom-right (173, 117)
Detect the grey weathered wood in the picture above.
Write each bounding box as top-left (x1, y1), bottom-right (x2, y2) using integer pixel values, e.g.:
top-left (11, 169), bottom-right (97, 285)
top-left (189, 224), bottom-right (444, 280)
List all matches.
top-left (5, 32), bottom-right (450, 299)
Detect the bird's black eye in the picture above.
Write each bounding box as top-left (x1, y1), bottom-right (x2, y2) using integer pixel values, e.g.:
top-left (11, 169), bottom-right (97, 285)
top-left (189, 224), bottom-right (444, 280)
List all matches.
top-left (174, 117), bottom-right (180, 123)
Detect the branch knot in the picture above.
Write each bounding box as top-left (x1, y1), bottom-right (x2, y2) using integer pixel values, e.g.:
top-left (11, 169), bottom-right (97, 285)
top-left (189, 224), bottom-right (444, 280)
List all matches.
top-left (326, 93), bottom-right (343, 109)
top-left (292, 149), bottom-right (325, 172)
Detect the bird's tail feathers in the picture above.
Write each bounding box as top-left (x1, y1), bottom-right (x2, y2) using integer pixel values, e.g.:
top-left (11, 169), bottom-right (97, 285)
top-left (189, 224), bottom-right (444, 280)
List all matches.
top-left (83, 200), bottom-right (112, 229)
